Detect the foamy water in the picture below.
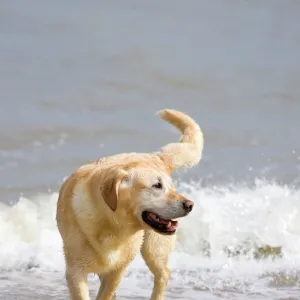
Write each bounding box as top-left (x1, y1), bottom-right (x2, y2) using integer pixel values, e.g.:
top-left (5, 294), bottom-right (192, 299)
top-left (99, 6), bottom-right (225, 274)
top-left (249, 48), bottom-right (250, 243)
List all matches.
top-left (1, 180), bottom-right (300, 299)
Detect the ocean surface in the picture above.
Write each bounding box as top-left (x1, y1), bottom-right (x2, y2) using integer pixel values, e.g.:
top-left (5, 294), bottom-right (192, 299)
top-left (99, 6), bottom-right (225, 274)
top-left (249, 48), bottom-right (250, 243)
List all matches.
top-left (1, 1), bottom-right (300, 299)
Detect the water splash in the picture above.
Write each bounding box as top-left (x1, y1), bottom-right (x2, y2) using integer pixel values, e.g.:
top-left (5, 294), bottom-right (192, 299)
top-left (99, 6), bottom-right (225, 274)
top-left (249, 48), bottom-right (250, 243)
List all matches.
top-left (1, 179), bottom-right (300, 272)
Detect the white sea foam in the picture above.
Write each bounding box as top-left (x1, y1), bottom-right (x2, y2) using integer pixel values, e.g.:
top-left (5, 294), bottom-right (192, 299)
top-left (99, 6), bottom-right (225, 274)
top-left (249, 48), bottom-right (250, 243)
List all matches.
top-left (1, 179), bottom-right (300, 273)
top-left (0, 193), bottom-right (64, 271)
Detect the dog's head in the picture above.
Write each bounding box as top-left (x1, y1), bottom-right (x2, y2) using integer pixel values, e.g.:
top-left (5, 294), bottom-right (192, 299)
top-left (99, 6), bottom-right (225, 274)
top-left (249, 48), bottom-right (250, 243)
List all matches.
top-left (99, 161), bottom-right (194, 235)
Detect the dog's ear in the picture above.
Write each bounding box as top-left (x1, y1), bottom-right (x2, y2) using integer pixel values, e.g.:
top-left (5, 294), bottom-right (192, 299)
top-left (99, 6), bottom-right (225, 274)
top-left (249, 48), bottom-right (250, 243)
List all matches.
top-left (100, 170), bottom-right (128, 211)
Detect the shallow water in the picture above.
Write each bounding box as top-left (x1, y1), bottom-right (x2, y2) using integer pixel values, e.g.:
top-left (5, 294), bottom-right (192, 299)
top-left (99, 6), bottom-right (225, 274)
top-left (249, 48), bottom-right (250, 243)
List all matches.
top-left (1, 1), bottom-right (300, 299)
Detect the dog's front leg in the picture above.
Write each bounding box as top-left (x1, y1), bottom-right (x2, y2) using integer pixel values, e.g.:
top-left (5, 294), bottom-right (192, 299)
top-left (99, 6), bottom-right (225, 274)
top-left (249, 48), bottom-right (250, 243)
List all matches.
top-left (66, 267), bottom-right (90, 300)
top-left (97, 275), bottom-right (116, 300)
top-left (96, 268), bottom-right (126, 300)
top-left (148, 266), bottom-right (170, 300)
top-left (141, 231), bottom-right (175, 300)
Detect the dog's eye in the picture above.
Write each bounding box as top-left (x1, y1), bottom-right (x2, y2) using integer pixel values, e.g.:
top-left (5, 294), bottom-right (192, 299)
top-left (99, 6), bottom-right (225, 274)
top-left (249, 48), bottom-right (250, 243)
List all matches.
top-left (152, 182), bottom-right (163, 189)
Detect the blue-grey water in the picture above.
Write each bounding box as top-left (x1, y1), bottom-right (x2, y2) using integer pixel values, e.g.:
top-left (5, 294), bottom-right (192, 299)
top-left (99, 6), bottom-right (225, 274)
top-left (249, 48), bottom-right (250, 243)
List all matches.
top-left (1, 1), bottom-right (300, 299)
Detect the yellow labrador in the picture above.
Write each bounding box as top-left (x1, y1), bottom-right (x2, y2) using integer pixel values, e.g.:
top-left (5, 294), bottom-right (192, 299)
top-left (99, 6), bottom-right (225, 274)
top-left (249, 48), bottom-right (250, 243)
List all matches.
top-left (56, 109), bottom-right (204, 300)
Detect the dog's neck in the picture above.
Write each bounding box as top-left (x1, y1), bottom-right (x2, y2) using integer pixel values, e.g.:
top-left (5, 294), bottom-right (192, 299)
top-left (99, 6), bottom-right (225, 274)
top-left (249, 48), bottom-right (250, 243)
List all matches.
top-left (97, 209), bottom-right (142, 235)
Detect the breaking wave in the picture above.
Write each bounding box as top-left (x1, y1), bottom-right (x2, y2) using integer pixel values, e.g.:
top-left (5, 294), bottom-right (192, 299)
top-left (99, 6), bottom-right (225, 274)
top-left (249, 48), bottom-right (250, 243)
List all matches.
top-left (1, 179), bottom-right (300, 272)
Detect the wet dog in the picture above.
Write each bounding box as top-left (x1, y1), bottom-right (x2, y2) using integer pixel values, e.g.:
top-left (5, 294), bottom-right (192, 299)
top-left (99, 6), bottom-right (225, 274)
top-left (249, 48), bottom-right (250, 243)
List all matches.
top-left (56, 109), bottom-right (204, 300)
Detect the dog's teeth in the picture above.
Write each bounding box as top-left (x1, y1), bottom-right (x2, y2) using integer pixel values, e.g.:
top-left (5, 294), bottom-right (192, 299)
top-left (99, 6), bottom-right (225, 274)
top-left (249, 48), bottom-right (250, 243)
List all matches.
top-left (149, 213), bottom-right (156, 219)
top-left (167, 221), bottom-right (171, 228)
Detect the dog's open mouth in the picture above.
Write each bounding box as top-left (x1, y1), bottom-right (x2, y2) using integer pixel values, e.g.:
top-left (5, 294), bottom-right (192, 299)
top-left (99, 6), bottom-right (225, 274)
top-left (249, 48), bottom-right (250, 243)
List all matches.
top-left (142, 211), bottom-right (178, 235)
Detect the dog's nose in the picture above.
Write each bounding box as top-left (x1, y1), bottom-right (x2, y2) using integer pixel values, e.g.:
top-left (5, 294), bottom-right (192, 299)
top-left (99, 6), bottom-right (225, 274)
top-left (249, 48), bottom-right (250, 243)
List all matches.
top-left (182, 200), bottom-right (194, 212)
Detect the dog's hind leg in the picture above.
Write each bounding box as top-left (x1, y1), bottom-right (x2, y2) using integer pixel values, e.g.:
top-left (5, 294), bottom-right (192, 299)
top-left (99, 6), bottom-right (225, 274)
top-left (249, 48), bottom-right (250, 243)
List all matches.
top-left (141, 231), bottom-right (176, 300)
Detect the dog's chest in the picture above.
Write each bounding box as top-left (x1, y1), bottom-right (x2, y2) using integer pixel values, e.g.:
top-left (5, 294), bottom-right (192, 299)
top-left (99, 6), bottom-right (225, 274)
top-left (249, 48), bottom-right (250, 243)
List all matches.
top-left (100, 236), bottom-right (121, 266)
top-left (97, 232), bottom-right (143, 270)
top-left (105, 249), bottom-right (121, 267)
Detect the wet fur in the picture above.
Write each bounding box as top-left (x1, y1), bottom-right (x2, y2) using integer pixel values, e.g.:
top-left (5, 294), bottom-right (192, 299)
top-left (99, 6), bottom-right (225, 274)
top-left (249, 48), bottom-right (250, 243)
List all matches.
top-left (56, 109), bottom-right (204, 300)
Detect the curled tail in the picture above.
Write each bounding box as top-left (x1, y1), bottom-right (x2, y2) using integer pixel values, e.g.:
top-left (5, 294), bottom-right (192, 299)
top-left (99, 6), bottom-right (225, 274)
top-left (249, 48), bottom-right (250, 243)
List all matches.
top-left (157, 109), bottom-right (204, 172)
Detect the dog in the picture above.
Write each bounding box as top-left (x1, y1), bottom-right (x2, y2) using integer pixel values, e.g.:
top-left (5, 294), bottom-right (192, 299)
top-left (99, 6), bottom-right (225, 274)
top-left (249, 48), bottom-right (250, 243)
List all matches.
top-left (56, 109), bottom-right (204, 300)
